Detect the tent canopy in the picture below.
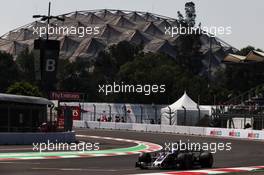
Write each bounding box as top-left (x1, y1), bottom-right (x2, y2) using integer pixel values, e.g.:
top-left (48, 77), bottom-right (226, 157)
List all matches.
top-left (161, 92), bottom-right (209, 125)
top-left (166, 91), bottom-right (198, 112)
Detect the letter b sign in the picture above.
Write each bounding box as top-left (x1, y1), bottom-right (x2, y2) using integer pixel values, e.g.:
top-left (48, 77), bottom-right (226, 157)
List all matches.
top-left (34, 39), bottom-right (60, 90)
top-left (46, 59), bottom-right (56, 72)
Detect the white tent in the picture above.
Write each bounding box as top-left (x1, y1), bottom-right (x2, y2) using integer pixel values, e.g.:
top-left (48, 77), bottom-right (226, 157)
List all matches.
top-left (161, 92), bottom-right (209, 126)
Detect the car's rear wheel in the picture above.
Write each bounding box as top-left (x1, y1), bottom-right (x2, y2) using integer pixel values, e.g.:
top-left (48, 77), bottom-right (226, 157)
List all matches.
top-left (200, 152), bottom-right (213, 168)
top-left (178, 153), bottom-right (193, 170)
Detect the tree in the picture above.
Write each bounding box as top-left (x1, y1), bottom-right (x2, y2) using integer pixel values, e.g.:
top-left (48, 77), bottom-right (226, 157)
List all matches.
top-left (108, 41), bottom-right (141, 68)
top-left (238, 46), bottom-right (263, 56)
top-left (6, 82), bottom-right (42, 97)
top-left (57, 41), bottom-right (144, 102)
top-left (214, 46), bottom-right (264, 101)
top-left (175, 33), bottom-right (202, 75)
top-left (16, 48), bottom-right (35, 83)
top-left (116, 52), bottom-right (210, 104)
top-left (185, 2), bottom-right (196, 27)
top-left (0, 51), bottom-right (20, 92)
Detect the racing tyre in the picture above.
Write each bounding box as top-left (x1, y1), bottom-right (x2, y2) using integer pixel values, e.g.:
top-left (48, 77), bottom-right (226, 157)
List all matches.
top-left (178, 153), bottom-right (193, 170)
top-left (200, 152), bottom-right (213, 168)
top-left (138, 153), bottom-right (152, 164)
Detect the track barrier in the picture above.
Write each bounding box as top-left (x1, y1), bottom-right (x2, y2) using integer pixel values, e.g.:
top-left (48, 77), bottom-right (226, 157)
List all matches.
top-left (0, 132), bottom-right (76, 145)
top-left (73, 120), bottom-right (264, 141)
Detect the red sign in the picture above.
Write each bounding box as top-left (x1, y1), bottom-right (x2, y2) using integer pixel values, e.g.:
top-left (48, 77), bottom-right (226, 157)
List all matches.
top-left (57, 106), bottom-right (81, 128)
top-left (248, 132), bottom-right (260, 139)
top-left (58, 118), bottom-right (64, 129)
top-left (229, 131), bottom-right (240, 137)
top-left (210, 130), bottom-right (222, 136)
top-left (50, 91), bottom-right (82, 101)
top-left (72, 106), bottom-right (81, 120)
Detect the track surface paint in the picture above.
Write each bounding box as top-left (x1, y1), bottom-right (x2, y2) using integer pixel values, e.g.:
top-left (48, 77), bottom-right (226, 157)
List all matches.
top-left (0, 135), bottom-right (162, 161)
top-left (132, 166), bottom-right (264, 175)
top-left (1, 129), bottom-right (264, 175)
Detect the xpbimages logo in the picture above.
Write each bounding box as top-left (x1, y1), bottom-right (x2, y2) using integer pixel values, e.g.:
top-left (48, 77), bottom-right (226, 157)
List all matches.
top-left (32, 140), bottom-right (100, 152)
top-left (98, 82), bottom-right (166, 95)
top-left (32, 24), bottom-right (100, 38)
top-left (164, 140), bottom-right (232, 154)
top-left (164, 24), bottom-right (232, 37)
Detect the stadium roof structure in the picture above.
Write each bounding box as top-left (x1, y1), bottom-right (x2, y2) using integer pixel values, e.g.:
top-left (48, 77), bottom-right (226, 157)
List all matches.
top-left (224, 50), bottom-right (264, 63)
top-left (0, 9), bottom-right (237, 70)
top-left (223, 54), bottom-right (247, 63)
top-left (247, 50), bottom-right (264, 62)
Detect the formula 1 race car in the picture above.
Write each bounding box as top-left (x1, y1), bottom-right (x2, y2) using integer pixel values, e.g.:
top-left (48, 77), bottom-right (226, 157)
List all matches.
top-left (135, 149), bottom-right (213, 170)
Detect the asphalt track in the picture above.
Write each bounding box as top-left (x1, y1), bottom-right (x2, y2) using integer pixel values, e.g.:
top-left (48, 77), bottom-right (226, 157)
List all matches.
top-left (0, 128), bottom-right (264, 175)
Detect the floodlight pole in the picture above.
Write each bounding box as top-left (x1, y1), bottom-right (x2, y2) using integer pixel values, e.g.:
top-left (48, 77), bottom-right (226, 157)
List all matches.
top-left (46, 2), bottom-right (51, 40)
top-left (208, 36), bottom-right (212, 88)
top-left (33, 2), bottom-right (64, 40)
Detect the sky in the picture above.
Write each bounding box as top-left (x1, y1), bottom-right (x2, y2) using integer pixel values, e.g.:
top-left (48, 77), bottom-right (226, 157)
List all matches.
top-left (0, 0), bottom-right (263, 50)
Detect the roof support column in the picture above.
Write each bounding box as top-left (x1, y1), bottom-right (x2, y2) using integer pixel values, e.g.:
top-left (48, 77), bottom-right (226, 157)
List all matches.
top-left (7, 105), bottom-right (10, 132)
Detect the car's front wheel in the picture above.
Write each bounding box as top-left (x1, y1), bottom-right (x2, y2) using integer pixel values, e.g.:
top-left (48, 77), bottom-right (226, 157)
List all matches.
top-left (138, 153), bottom-right (152, 163)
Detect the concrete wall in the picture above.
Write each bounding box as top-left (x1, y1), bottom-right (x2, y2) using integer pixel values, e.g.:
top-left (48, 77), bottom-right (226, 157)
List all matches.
top-left (74, 120), bottom-right (264, 141)
top-left (0, 132), bottom-right (76, 145)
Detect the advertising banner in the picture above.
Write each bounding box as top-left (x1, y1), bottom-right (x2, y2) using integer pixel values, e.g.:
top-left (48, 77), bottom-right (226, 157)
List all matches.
top-left (50, 91), bottom-right (82, 101)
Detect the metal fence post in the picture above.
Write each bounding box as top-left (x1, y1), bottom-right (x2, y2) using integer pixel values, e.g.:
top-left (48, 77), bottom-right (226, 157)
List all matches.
top-left (123, 105), bottom-right (127, 122)
top-left (108, 105), bottom-right (112, 121)
top-left (182, 106), bottom-right (186, 125)
top-left (93, 104), bottom-right (96, 121)
top-left (140, 105), bottom-right (143, 123)
top-left (168, 106), bottom-right (172, 125)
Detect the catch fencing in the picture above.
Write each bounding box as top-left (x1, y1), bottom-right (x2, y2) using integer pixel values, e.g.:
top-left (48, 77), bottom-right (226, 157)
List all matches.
top-left (61, 102), bottom-right (166, 124)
